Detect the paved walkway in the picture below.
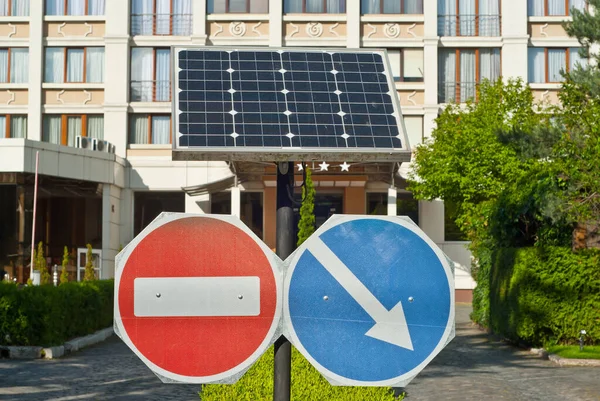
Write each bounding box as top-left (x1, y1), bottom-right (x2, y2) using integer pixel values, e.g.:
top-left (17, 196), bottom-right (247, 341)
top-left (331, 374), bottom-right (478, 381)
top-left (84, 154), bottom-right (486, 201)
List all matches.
top-left (0, 305), bottom-right (598, 400)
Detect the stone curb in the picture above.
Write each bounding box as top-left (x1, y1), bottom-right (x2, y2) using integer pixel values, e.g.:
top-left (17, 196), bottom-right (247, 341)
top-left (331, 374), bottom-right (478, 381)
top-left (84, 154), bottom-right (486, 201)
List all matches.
top-left (1, 327), bottom-right (113, 360)
top-left (547, 353), bottom-right (600, 367)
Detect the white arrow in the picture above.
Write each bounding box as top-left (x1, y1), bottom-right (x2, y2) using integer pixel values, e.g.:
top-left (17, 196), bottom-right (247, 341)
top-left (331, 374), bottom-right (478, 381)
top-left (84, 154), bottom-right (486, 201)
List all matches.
top-left (133, 276), bottom-right (260, 317)
top-left (306, 238), bottom-right (414, 350)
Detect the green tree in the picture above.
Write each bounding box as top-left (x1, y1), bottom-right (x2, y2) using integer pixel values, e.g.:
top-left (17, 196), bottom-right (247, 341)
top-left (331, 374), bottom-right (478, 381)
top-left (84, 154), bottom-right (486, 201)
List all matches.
top-left (83, 244), bottom-right (96, 281)
top-left (37, 242), bottom-right (51, 285)
top-left (563, 0), bottom-right (600, 97)
top-left (297, 166), bottom-right (316, 246)
top-left (59, 246), bottom-right (69, 285)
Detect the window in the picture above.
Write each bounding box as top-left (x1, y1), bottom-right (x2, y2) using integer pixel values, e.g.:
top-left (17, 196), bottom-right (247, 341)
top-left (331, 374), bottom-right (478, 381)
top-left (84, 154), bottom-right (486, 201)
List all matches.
top-left (134, 191), bottom-right (185, 236)
top-left (0, 115), bottom-right (27, 138)
top-left (528, 47), bottom-right (586, 83)
top-left (438, 48), bottom-right (501, 103)
top-left (42, 115), bottom-right (104, 146)
top-left (367, 192), bottom-right (419, 225)
top-left (129, 114), bottom-right (171, 144)
top-left (44, 47), bottom-right (105, 83)
top-left (0, 0), bottom-right (29, 16)
top-left (208, 0), bottom-right (269, 13)
top-left (388, 49), bottom-right (424, 82)
top-left (0, 48), bottom-right (28, 83)
top-left (130, 48), bottom-right (170, 101)
top-left (284, 0), bottom-right (345, 13)
top-left (403, 115), bottom-right (424, 148)
top-left (438, 0), bottom-right (500, 36)
top-left (45, 0), bottom-right (105, 15)
top-left (362, 0), bottom-right (422, 14)
top-left (528, 0), bottom-right (585, 16)
top-left (131, 0), bottom-right (192, 36)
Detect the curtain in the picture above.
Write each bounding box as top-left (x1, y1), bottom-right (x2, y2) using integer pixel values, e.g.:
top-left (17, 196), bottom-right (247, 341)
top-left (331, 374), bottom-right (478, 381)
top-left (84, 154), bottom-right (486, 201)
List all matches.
top-left (384, 0), bottom-right (401, 13)
top-left (132, 0), bottom-right (153, 35)
top-left (479, 0), bottom-right (500, 36)
top-left (438, 0), bottom-right (457, 36)
top-left (387, 50), bottom-right (401, 80)
top-left (0, 0), bottom-right (7, 15)
top-left (284, 0), bottom-right (302, 13)
top-left (306, 0), bottom-right (323, 12)
top-left (528, 0), bottom-right (544, 15)
top-left (403, 48), bottom-right (424, 81)
top-left (155, 49), bottom-right (170, 101)
top-left (88, 0), bottom-right (105, 15)
top-left (67, 49), bottom-right (84, 83)
top-left (152, 116), bottom-right (170, 144)
top-left (43, 116), bottom-right (62, 144)
top-left (0, 50), bottom-right (7, 83)
top-left (548, 49), bottom-right (566, 82)
top-left (327, 0), bottom-right (344, 13)
top-left (45, 48), bottom-right (64, 83)
top-left (570, 47), bottom-right (587, 71)
top-left (66, 117), bottom-right (82, 147)
top-left (46, 0), bottom-right (64, 15)
top-left (460, 50), bottom-right (476, 101)
top-left (12, 0), bottom-right (29, 15)
top-left (11, 48), bottom-right (28, 84)
top-left (207, 0), bottom-right (224, 13)
top-left (173, 0), bottom-right (192, 35)
top-left (362, 0), bottom-right (379, 13)
top-left (570, 0), bottom-right (586, 12)
top-left (459, 0), bottom-right (476, 36)
top-left (548, 0), bottom-right (565, 15)
top-left (87, 116), bottom-right (104, 139)
top-left (86, 48), bottom-right (104, 83)
top-left (156, 0), bottom-right (170, 35)
top-left (68, 0), bottom-right (85, 15)
top-left (0, 116), bottom-right (5, 138)
top-left (131, 48), bottom-right (154, 101)
top-left (479, 49), bottom-right (500, 81)
top-left (129, 115), bottom-right (149, 144)
top-left (230, 0), bottom-right (247, 12)
top-left (250, 0), bottom-right (269, 12)
top-left (528, 48), bottom-right (545, 83)
top-left (404, 0), bottom-right (423, 13)
top-left (438, 49), bottom-right (456, 102)
top-left (10, 115), bottom-right (27, 138)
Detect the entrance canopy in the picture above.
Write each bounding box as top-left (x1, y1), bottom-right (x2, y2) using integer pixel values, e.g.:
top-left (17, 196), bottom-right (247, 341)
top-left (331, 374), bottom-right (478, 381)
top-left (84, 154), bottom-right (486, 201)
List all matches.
top-left (171, 47), bottom-right (411, 163)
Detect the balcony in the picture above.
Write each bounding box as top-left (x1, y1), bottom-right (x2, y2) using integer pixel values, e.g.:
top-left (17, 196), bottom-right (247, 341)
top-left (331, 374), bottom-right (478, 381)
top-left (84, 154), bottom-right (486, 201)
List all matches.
top-left (438, 81), bottom-right (477, 103)
top-left (131, 14), bottom-right (192, 36)
top-left (130, 81), bottom-right (171, 102)
top-left (438, 15), bottom-right (501, 37)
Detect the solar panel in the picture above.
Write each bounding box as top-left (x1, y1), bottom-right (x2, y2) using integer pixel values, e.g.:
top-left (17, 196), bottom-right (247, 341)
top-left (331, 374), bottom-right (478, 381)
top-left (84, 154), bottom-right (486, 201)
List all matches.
top-left (172, 47), bottom-right (411, 162)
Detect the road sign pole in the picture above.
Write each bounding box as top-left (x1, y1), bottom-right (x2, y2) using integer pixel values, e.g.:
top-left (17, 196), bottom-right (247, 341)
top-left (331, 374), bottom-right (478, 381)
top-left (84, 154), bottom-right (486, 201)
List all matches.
top-left (274, 161), bottom-right (294, 401)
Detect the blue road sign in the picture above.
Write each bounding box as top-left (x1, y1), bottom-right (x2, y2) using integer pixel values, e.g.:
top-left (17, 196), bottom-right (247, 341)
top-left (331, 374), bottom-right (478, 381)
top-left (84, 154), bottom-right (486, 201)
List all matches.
top-left (283, 215), bottom-right (455, 387)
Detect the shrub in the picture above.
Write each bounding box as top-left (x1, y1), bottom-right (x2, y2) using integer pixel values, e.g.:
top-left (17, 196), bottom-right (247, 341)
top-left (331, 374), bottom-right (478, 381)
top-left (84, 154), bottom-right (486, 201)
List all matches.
top-left (83, 244), bottom-right (96, 282)
top-left (201, 346), bottom-right (401, 400)
top-left (0, 279), bottom-right (113, 346)
top-left (483, 247), bottom-right (600, 347)
top-left (60, 246), bottom-right (69, 285)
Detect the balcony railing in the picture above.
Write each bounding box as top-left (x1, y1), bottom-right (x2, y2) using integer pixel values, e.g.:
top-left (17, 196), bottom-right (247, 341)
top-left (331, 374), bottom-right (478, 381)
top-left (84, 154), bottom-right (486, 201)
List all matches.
top-left (130, 80), bottom-right (171, 102)
top-left (131, 14), bottom-right (192, 36)
top-left (438, 15), bottom-right (501, 37)
top-left (438, 81), bottom-right (478, 103)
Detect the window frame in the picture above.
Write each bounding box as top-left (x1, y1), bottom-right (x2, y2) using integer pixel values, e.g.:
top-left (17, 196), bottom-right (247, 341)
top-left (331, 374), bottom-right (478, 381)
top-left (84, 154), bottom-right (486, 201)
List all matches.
top-left (530, 47), bottom-right (584, 83)
top-left (129, 114), bottom-right (172, 145)
top-left (45, 0), bottom-right (103, 16)
top-left (529, 0), bottom-right (586, 16)
top-left (388, 48), bottom-right (424, 83)
top-left (363, 0), bottom-right (423, 14)
top-left (131, 0), bottom-right (193, 35)
top-left (130, 47), bottom-right (170, 102)
top-left (286, 0), bottom-right (345, 13)
top-left (2, 114), bottom-right (27, 138)
top-left (43, 114), bottom-right (104, 145)
top-left (45, 46), bottom-right (104, 83)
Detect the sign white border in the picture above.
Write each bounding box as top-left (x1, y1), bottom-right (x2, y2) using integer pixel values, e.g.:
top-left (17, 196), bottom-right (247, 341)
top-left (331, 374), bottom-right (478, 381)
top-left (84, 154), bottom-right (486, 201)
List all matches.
top-left (114, 212), bottom-right (283, 384)
top-left (282, 214), bottom-right (455, 387)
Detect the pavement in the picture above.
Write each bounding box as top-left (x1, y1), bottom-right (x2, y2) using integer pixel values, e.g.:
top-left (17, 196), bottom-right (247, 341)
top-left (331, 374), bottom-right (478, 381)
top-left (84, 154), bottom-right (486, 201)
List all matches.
top-left (0, 304), bottom-right (598, 401)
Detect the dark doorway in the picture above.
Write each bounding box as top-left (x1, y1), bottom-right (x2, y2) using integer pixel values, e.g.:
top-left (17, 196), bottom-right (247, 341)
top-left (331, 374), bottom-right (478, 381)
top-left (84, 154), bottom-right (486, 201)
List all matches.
top-left (134, 191), bottom-right (185, 236)
top-left (293, 193), bottom-right (343, 243)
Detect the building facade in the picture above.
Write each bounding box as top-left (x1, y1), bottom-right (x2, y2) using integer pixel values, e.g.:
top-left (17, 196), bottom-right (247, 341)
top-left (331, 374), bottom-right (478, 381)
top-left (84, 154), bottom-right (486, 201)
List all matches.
top-left (0, 0), bottom-right (586, 299)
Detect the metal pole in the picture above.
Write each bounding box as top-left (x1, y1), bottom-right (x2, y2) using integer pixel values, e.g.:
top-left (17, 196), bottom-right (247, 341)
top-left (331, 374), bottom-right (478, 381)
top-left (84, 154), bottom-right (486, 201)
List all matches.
top-left (274, 161), bottom-right (294, 401)
top-left (30, 151), bottom-right (40, 281)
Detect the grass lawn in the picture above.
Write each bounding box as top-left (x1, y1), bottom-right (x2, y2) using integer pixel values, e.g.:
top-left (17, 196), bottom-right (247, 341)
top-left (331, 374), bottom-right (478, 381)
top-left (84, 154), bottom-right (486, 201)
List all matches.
top-left (546, 345), bottom-right (600, 360)
top-left (200, 346), bottom-right (404, 400)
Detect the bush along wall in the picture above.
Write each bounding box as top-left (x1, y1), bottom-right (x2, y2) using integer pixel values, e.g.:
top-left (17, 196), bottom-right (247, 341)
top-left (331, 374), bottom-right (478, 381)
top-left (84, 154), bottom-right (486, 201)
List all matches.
top-left (477, 247), bottom-right (600, 347)
top-left (0, 279), bottom-right (114, 347)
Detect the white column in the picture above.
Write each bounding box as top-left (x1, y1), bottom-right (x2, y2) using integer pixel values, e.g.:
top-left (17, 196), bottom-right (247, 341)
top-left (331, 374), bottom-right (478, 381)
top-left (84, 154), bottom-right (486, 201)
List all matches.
top-left (501, 0), bottom-right (529, 80)
top-left (387, 187), bottom-right (397, 216)
top-left (185, 193), bottom-right (210, 214)
top-left (102, 185), bottom-right (121, 278)
top-left (423, 1), bottom-right (438, 107)
top-left (27, 2), bottom-right (43, 141)
top-left (231, 187), bottom-right (241, 217)
top-left (269, 0), bottom-right (283, 46)
top-left (119, 188), bottom-right (134, 246)
top-left (419, 200), bottom-right (445, 243)
top-left (423, 106), bottom-right (439, 140)
top-left (104, 0), bottom-right (130, 157)
top-left (192, 0), bottom-right (208, 44)
top-left (346, 0), bottom-right (361, 48)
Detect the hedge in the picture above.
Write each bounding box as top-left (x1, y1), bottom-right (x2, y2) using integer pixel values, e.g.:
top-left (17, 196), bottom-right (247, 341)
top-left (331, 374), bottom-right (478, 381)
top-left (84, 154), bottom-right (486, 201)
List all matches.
top-left (201, 346), bottom-right (402, 401)
top-left (0, 280), bottom-right (113, 347)
top-left (473, 247), bottom-right (600, 347)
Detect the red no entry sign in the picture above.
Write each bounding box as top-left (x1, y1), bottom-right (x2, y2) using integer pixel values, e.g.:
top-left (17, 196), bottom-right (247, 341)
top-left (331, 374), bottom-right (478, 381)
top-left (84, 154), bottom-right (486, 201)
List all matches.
top-left (114, 213), bottom-right (282, 384)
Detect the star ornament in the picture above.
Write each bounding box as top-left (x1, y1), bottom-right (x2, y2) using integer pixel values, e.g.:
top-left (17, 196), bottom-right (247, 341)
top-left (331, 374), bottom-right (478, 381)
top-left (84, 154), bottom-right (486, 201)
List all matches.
top-left (319, 161), bottom-right (330, 171)
top-left (297, 163), bottom-right (304, 171)
top-left (339, 162), bottom-right (351, 172)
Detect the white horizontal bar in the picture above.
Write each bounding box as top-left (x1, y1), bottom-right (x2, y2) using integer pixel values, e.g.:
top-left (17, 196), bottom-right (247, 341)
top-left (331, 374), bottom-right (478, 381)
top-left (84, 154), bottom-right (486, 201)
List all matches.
top-left (134, 276), bottom-right (260, 317)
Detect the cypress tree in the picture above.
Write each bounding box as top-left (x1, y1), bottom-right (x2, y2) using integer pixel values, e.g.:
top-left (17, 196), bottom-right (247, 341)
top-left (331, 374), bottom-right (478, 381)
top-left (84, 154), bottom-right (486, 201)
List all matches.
top-left (297, 166), bottom-right (316, 246)
top-left (60, 246), bottom-right (69, 284)
top-left (38, 242), bottom-right (51, 285)
top-left (83, 244), bottom-right (96, 281)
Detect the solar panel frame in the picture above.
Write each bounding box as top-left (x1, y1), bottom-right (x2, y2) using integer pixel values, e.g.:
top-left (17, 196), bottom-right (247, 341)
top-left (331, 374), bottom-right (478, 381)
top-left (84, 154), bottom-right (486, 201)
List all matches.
top-left (171, 47), bottom-right (411, 162)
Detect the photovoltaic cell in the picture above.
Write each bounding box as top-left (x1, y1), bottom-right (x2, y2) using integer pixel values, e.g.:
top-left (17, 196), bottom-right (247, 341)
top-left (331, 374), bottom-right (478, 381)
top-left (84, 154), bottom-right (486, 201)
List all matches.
top-left (173, 48), bottom-right (409, 161)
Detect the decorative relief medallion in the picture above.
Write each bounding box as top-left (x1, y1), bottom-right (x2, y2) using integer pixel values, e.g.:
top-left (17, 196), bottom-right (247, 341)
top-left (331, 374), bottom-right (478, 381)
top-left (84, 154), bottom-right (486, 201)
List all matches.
top-left (384, 23), bottom-right (400, 38)
top-left (229, 22), bottom-right (246, 37)
top-left (306, 22), bottom-right (323, 38)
